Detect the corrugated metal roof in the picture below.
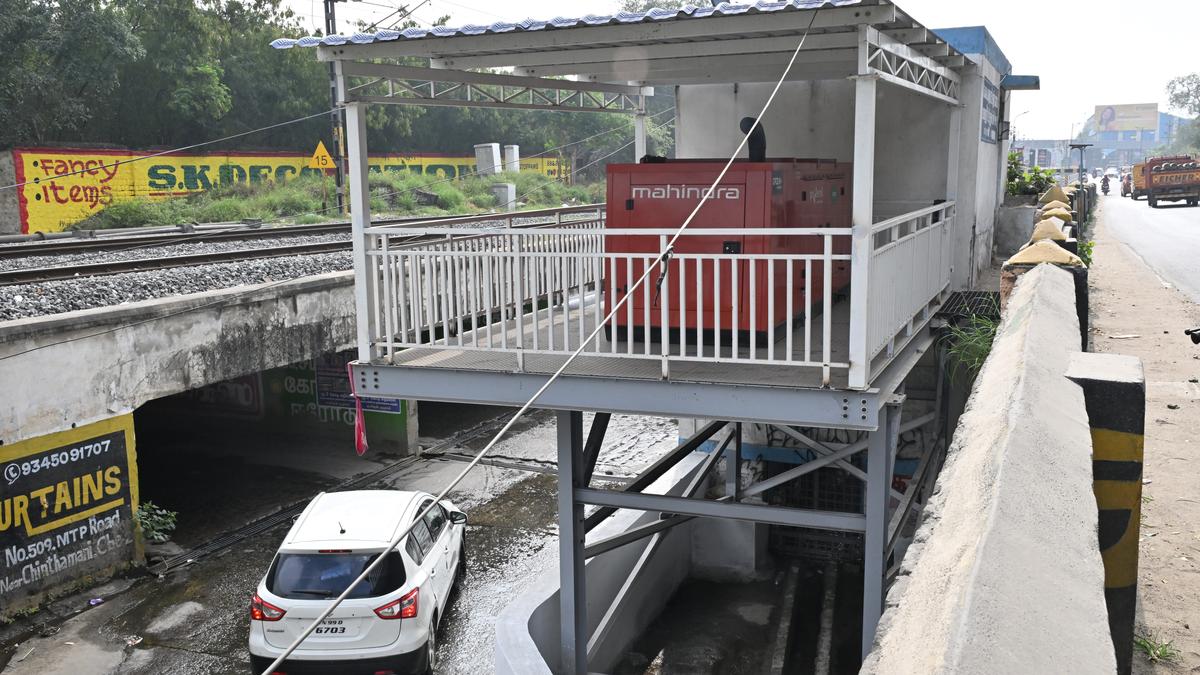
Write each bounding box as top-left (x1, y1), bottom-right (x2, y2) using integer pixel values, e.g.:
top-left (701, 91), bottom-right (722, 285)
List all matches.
top-left (270, 0), bottom-right (865, 50)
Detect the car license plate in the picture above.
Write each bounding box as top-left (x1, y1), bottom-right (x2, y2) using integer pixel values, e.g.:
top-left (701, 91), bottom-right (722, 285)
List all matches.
top-left (312, 618), bottom-right (358, 637)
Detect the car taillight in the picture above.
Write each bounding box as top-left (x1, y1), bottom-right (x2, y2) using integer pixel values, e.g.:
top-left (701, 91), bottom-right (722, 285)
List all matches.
top-left (375, 588), bottom-right (418, 620)
top-left (251, 593), bottom-right (286, 621)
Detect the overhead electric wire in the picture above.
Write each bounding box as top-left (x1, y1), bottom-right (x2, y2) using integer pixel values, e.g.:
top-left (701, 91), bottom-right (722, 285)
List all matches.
top-left (260, 7), bottom-right (821, 674)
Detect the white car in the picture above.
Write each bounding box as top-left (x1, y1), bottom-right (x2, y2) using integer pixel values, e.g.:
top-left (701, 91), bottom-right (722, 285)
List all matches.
top-left (249, 490), bottom-right (467, 675)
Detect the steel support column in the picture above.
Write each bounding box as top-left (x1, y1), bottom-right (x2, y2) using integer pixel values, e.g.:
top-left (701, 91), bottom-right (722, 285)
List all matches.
top-left (862, 402), bottom-right (901, 659)
top-left (343, 101), bottom-right (373, 362)
top-left (726, 422), bottom-right (741, 499)
top-left (557, 410), bottom-right (587, 675)
top-left (847, 27), bottom-right (877, 389)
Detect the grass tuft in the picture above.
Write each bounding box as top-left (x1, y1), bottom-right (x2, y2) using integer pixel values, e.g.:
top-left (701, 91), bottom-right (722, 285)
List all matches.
top-left (1133, 634), bottom-right (1180, 663)
top-left (942, 306), bottom-right (999, 383)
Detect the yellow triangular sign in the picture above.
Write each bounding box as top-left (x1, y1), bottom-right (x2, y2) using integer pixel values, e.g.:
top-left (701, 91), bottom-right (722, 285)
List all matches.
top-left (308, 141), bottom-right (335, 169)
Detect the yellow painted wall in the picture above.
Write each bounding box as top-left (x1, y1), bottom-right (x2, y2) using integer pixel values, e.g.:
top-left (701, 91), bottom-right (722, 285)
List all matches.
top-left (0, 414), bottom-right (139, 613)
top-left (13, 147), bottom-right (564, 234)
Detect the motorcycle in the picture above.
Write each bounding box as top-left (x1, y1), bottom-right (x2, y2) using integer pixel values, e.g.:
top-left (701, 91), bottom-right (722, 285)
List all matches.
top-left (1101, 177), bottom-right (1110, 195)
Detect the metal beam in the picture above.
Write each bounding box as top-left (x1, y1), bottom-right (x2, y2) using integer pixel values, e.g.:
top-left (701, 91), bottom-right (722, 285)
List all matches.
top-left (580, 412), bottom-right (611, 486)
top-left (882, 27), bottom-right (929, 44)
top-left (583, 436), bottom-right (728, 559)
top-left (727, 423), bottom-right (742, 500)
top-left (351, 364), bottom-right (882, 430)
top-left (315, 5), bottom-right (898, 61)
top-left (576, 486), bottom-right (866, 532)
top-left (432, 32), bottom-right (862, 70)
top-left (741, 434), bottom-right (870, 499)
top-left (588, 63), bottom-right (858, 87)
top-left (584, 420), bottom-right (729, 531)
top-left (557, 411), bottom-right (587, 675)
top-left (340, 61), bottom-right (646, 96)
top-left (517, 50), bottom-right (858, 80)
top-left (349, 95), bottom-right (642, 114)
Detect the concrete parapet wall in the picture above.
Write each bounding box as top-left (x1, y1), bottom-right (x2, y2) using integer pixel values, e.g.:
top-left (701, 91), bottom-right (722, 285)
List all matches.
top-left (862, 264), bottom-right (1116, 674)
top-left (0, 271), bottom-right (355, 444)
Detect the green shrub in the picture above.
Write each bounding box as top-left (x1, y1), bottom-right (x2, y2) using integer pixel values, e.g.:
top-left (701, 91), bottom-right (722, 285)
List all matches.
top-left (135, 501), bottom-right (178, 543)
top-left (196, 198), bottom-right (248, 223)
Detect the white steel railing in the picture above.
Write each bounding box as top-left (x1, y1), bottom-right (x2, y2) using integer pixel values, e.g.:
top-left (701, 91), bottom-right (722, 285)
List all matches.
top-left (854, 201), bottom-right (954, 386)
top-left (364, 219), bottom-right (853, 384)
top-left (359, 201), bottom-right (953, 390)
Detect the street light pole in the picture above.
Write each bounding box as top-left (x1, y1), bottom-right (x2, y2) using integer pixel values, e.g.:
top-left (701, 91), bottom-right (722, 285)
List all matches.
top-left (1069, 142), bottom-right (1093, 187)
top-left (324, 0), bottom-right (347, 215)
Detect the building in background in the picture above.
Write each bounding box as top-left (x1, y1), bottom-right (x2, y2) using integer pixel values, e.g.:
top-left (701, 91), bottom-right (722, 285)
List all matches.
top-left (1074, 104), bottom-right (1191, 167)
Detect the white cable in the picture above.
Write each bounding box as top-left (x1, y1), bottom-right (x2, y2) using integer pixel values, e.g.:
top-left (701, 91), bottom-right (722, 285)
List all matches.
top-left (260, 8), bottom-right (820, 673)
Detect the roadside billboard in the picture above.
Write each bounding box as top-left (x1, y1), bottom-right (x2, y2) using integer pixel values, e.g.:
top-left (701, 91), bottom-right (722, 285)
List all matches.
top-left (1, 415), bottom-right (139, 616)
top-left (1094, 103), bottom-right (1158, 133)
top-left (11, 147), bottom-right (564, 235)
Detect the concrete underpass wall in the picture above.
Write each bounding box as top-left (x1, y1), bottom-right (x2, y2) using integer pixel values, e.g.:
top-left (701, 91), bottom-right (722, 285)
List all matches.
top-left (495, 452), bottom-right (708, 674)
top-left (862, 264), bottom-right (1115, 674)
top-left (0, 271), bottom-right (356, 445)
top-left (0, 150), bottom-right (17, 234)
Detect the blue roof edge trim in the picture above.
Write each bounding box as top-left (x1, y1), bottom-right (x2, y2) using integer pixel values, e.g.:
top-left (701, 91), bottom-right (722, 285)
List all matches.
top-left (933, 26), bottom-right (1012, 76)
top-left (270, 0), bottom-right (863, 50)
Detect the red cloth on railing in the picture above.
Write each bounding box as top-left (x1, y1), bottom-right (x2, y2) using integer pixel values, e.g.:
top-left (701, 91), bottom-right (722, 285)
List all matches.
top-left (346, 362), bottom-right (369, 456)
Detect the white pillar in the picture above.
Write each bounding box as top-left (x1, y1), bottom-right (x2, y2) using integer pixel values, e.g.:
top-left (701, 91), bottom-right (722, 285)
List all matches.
top-left (847, 73), bottom-right (877, 390)
top-left (345, 102), bottom-right (373, 362)
top-left (634, 112), bottom-right (647, 161)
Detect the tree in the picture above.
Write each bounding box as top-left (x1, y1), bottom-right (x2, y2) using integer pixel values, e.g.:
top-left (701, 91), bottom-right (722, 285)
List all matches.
top-left (1167, 73), bottom-right (1200, 117)
top-left (0, 0), bottom-right (142, 147)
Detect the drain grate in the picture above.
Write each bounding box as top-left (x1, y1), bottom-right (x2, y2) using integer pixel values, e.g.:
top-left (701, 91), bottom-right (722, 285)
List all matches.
top-left (936, 290), bottom-right (1000, 323)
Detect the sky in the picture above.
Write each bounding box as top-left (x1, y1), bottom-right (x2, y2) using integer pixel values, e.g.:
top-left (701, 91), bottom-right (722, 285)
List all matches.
top-left (284, 0), bottom-right (1199, 140)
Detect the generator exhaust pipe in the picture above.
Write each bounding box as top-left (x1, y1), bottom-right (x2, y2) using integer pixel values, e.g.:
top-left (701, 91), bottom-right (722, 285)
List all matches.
top-left (740, 117), bottom-right (767, 162)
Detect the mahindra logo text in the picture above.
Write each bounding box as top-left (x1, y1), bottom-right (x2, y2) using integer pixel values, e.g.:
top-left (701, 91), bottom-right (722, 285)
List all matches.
top-left (631, 184), bottom-right (742, 200)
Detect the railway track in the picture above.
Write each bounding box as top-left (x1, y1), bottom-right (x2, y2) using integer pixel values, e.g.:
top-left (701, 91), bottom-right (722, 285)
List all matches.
top-left (0, 240), bottom-right (354, 285)
top-left (0, 214), bottom-right (451, 260)
top-left (0, 205), bottom-right (604, 288)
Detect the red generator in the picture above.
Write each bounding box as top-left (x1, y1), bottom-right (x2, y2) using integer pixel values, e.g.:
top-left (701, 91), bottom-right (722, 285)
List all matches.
top-left (604, 159), bottom-right (852, 344)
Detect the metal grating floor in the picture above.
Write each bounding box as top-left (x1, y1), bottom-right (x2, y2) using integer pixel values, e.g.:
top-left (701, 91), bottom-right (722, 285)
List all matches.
top-left (935, 290), bottom-right (1000, 324)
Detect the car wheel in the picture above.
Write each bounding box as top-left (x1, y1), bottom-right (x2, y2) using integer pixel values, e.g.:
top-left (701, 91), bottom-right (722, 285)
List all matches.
top-left (425, 613), bottom-right (438, 675)
top-left (456, 538), bottom-right (467, 584)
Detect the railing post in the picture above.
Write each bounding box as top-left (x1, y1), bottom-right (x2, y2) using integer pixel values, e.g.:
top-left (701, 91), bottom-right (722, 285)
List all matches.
top-left (848, 60), bottom-right (877, 389)
top-left (345, 101), bottom-right (374, 362)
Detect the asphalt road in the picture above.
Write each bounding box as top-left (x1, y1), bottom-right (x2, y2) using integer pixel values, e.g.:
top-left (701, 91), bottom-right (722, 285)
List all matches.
top-left (1100, 190), bottom-right (1200, 302)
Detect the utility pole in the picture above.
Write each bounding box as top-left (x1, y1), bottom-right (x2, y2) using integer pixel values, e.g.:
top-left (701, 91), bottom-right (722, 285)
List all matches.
top-left (324, 0), bottom-right (347, 214)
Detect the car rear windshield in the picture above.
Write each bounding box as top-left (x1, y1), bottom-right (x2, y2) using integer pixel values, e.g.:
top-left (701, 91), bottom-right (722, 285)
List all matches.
top-left (267, 552), bottom-right (406, 600)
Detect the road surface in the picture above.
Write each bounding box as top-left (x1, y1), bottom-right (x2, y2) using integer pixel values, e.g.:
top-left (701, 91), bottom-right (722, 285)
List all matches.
top-left (1100, 191), bottom-right (1200, 302)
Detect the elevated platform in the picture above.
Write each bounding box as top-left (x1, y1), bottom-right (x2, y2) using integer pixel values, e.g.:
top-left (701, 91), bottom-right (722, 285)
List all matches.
top-left (351, 291), bottom-right (935, 429)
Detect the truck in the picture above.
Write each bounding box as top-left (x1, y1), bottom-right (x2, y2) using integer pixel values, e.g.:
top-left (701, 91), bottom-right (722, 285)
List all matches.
top-left (1145, 155), bottom-right (1200, 208)
top-left (1128, 162), bottom-right (1145, 199)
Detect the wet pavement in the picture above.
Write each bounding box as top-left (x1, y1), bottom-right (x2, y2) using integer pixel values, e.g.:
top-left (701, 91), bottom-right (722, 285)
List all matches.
top-left (1, 407), bottom-right (676, 675)
top-left (614, 576), bottom-right (786, 675)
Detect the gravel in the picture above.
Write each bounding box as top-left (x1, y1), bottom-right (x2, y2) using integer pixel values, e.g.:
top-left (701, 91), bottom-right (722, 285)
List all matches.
top-left (0, 252), bottom-right (352, 321)
top-left (0, 211), bottom-right (601, 322)
top-left (0, 232), bottom-right (351, 272)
